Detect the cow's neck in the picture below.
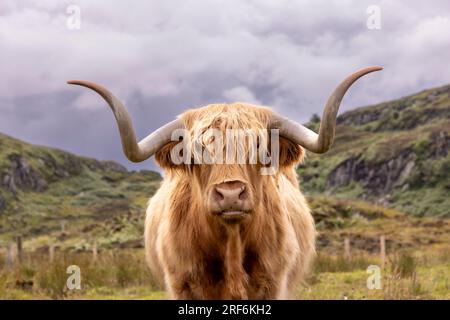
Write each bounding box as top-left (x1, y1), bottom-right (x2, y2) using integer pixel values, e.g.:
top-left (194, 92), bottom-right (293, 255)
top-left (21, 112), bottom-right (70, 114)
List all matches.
top-left (179, 181), bottom-right (283, 298)
top-left (221, 225), bottom-right (248, 299)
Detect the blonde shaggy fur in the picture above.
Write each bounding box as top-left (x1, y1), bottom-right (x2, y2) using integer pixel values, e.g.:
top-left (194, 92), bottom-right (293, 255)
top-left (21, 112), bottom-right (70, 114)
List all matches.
top-left (145, 103), bottom-right (316, 299)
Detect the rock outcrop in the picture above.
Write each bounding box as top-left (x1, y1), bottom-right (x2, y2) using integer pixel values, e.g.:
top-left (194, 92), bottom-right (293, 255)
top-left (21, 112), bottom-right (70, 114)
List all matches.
top-left (4, 154), bottom-right (48, 194)
top-left (326, 151), bottom-right (416, 196)
top-left (326, 130), bottom-right (449, 197)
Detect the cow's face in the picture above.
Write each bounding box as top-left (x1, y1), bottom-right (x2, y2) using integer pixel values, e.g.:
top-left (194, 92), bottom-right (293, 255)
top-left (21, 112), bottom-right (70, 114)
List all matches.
top-left (194, 163), bottom-right (258, 223)
top-left (156, 103), bottom-right (304, 224)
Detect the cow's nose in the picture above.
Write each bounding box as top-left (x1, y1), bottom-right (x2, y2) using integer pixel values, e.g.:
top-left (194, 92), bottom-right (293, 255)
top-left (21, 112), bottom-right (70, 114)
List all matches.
top-left (213, 180), bottom-right (248, 209)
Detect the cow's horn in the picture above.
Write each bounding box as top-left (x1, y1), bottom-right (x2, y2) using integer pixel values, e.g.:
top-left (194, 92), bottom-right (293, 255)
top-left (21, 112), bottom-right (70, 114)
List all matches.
top-left (270, 66), bottom-right (382, 153)
top-left (67, 80), bottom-right (183, 162)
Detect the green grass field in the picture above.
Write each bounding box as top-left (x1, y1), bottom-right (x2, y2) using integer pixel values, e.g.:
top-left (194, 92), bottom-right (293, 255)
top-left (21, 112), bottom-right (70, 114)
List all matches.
top-left (1, 249), bottom-right (448, 300)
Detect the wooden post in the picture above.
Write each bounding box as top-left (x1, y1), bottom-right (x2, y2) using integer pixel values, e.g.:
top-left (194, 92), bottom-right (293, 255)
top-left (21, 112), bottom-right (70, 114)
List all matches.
top-left (6, 243), bottom-right (14, 269)
top-left (49, 245), bottom-right (55, 263)
top-left (92, 242), bottom-right (98, 262)
top-left (16, 236), bottom-right (23, 264)
top-left (344, 236), bottom-right (351, 261)
top-left (61, 221), bottom-right (66, 233)
top-left (380, 235), bottom-right (386, 269)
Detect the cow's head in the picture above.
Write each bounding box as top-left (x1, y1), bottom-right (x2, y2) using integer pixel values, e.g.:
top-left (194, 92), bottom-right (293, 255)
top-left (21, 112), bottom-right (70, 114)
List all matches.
top-left (68, 67), bottom-right (381, 224)
top-left (152, 103), bottom-right (305, 223)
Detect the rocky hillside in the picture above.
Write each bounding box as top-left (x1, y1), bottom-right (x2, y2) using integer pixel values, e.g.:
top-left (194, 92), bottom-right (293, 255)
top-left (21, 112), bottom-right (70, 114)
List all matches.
top-left (0, 133), bottom-right (161, 248)
top-left (299, 84), bottom-right (450, 217)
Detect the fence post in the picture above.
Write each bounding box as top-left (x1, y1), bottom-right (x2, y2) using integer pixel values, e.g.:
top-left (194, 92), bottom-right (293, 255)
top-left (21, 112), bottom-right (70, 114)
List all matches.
top-left (16, 236), bottom-right (23, 264)
top-left (92, 242), bottom-right (98, 262)
top-left (49, 245), bottom-right (55, 263)
top-left (344, 236), bottom-right (351, 261)
top-left (6, 243), bottom-right (14, 269)
top-left (61, 221), bottom-right (66, 233)
top-left (380, 235), bottom-right (386, 269)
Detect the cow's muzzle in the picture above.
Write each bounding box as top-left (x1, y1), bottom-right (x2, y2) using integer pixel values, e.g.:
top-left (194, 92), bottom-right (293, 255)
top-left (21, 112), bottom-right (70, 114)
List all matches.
top-left (210, 180), bottom-right (252, 222)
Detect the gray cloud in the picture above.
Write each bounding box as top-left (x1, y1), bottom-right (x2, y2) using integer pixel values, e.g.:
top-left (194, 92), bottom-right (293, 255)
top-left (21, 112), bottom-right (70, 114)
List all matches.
top-left (1, 0), bottom-right (450, 171)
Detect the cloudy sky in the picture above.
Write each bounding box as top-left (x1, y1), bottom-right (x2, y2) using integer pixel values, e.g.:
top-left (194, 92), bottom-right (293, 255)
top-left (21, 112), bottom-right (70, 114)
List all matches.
top-left (1, 0), bottom-right (449, 171)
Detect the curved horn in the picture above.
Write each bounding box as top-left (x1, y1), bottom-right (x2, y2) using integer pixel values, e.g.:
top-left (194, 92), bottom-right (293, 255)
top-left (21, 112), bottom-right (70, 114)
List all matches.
top-left (67, 80), bottom-right (183, 162)
top-left (270, 66), bottom-right (382, 153)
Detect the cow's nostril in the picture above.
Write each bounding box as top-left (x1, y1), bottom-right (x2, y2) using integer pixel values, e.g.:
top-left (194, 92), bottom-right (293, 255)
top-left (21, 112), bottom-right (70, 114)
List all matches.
top-left (239, 186), bottom-right (248, 200)
top-left (213, 188), bottom-right (224, 201)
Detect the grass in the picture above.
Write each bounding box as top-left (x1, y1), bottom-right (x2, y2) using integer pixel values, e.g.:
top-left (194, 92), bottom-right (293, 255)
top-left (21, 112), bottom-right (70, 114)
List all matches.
top-left (0, 249), bottom-right (160, 299)
top-left (1, 247), bottom-right (448, 300)
top-left (298, 246), bottom-right (450, 300)
top-left (312, 253), bottom-right (378, 273)
top-left (298, 263), bottom-right (449, 300)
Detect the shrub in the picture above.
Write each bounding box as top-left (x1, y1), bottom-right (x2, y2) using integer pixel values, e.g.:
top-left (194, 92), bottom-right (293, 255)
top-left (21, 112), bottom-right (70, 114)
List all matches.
top-left (390, 251), bottom-right (417, 278)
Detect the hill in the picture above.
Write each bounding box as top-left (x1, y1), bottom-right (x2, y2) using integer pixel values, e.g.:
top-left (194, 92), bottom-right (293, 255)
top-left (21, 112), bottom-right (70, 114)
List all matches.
top-left (299, 84), bottom-right (450, 217)
top-left (0, 133), bottom-right (161, 248)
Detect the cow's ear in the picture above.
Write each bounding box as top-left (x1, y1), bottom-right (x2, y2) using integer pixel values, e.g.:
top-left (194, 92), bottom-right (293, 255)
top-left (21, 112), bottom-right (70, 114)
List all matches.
top-left (278, 136), bottom-right (305, 167)
top-left (155, 141), bottom-right (185, 170)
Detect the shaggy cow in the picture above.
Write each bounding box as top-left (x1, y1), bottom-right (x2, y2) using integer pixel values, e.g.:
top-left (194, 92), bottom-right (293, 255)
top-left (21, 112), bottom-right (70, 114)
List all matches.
top-left (68, 66), bottom-right (381, 299)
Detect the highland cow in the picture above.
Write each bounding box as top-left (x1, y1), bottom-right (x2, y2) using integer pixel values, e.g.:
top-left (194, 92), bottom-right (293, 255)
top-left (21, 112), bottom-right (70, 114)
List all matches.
top-left (68, 66), bottom-right (381, 299)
